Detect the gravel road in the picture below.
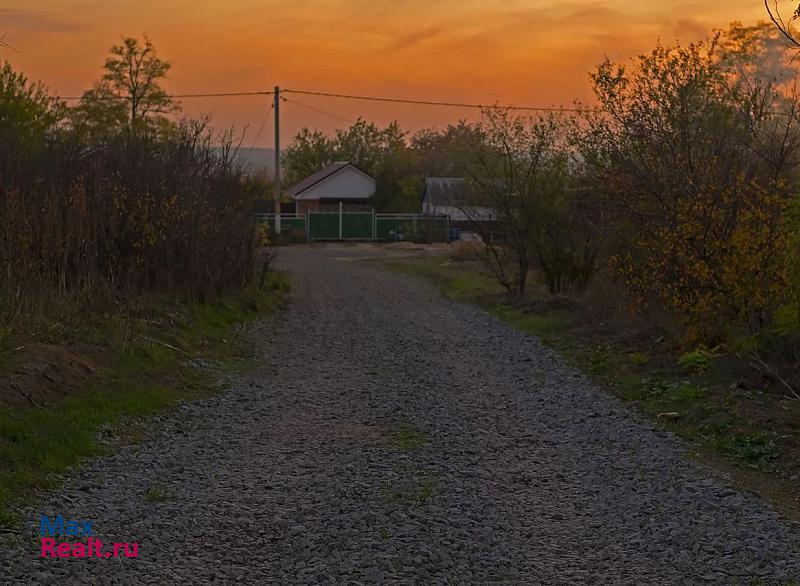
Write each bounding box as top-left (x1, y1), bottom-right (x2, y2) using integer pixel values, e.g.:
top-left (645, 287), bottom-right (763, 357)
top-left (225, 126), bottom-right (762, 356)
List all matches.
top-left (2, 244), bottom-right (800, 584)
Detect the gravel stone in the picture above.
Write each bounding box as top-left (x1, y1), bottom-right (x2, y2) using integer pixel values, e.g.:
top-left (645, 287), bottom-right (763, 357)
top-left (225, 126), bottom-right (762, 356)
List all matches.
top-left (2, 244), bottom-right (800, 584)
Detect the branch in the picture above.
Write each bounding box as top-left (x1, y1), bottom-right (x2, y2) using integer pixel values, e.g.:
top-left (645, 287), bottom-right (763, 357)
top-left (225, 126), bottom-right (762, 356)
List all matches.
top-left (0, 33), bottom-right (18, 52)
top-left (765, 0), bottom-right (800, 48)
top-left (745, 348), bottom-right (800, 400)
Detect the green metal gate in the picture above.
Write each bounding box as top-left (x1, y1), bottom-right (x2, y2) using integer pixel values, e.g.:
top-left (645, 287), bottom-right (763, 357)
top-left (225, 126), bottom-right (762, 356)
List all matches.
top-left (259, 210), bottom-right (449, 242)
top-left (341, 213), bottom-right (373, 239)
top-left (308, 212), bottom-right (375, 241)
top-left (308, 213), bottom-right (340, 240)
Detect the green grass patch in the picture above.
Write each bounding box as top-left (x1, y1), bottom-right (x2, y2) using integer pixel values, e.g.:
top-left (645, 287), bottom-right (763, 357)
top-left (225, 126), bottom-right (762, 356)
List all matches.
top-left (385, 421), bottom-right (429, 452)
top-left (379, 476), bottom-right (438, 506)
top-left (492, 307), bottom-right (571, 345)
top-left (715, 433), bottom-right (781, 469)
top-left (380, 419), bottom-right (438, 509)
top-left (376, 258), bottom-right (495, 304)
top-left (0, 275), bottom-right (289, 527)
top-left (144, 484), bottom-right (174, 503)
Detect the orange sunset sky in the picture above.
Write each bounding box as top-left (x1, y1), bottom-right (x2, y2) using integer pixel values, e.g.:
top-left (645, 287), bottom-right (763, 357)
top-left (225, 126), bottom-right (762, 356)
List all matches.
top-left (0, 1), bottom-right (779, 147)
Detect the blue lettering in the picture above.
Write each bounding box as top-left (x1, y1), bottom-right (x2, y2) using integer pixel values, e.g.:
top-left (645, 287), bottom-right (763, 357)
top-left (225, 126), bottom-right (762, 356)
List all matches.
top-left (39, 515), bottom-right (63, 536)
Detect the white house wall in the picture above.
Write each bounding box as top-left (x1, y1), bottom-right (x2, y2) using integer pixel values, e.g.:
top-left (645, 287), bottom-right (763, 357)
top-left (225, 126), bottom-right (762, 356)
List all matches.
top-left (295, 167), bottom-right (376, 200)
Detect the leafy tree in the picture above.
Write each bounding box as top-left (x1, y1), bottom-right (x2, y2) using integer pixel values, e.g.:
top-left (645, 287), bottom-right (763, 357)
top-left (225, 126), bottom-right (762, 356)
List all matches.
top-left (721, 21), bottom-right (793, 84)
top-left (76, 36), bottom-right (178, 136)
top-left (281, 128), bottom-right (335, 185)
top-left (584, 27), bottom-right (800, 341)
top-left (374, 146), bottom-right (422, 212)
top-left (0, 61), bottom-right (64, 177)
top-left (411, 121), bottom-right (484, 176)
top-left (70, 86), bottom-right (128, 141)
top-left (334, 119), bottom-right (406, 176)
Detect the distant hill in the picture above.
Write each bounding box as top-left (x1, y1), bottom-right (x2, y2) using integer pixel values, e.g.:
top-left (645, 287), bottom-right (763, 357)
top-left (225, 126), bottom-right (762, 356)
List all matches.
top-left (212, 147), bottom-right (276, 176)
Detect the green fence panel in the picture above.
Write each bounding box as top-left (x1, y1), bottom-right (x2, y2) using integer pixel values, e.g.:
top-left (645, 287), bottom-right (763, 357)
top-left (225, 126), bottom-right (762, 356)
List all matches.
top-left (341, 213), bottom-right (374, 239)
top-left (309, 213), bottom-right (340, 240)
top-left (414, 218), bottom-right (449, 242)
top-left (375, 218), bottom-right (404, 241)
top-left (375, 217), bottom-right (448, 242)
top-left (258, 212), bottom-right (447, 242)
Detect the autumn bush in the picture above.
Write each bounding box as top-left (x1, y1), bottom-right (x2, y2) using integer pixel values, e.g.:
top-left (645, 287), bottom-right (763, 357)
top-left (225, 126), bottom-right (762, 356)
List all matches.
top-left (0, 59), bottom-right (257, 328)
top-left (583, 25), bottom-right (800, 344)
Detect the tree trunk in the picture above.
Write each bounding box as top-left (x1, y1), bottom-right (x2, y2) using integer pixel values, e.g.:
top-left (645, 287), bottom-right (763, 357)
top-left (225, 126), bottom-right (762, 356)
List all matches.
top-left (516, 254), bottom-right (528, 299)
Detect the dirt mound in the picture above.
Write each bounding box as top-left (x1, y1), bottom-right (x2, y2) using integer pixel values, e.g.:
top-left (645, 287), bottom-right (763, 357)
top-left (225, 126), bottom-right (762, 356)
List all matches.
top-left (0, 344), bottom-right (102, 407)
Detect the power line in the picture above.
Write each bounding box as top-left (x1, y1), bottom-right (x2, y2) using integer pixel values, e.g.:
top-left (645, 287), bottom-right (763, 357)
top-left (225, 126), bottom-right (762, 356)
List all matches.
top-left (55, 87), bottom-right (592, 112)
top-left (247, 100), bottom-right (274, 149)
top-left (282, 88), bottom-right (593, 113)
top-left (171, 91), bottom-right (272, 98)
top-left (282, 96), bottom-right (354, 124)
top-left (57, 90), bottom-right (273, 101)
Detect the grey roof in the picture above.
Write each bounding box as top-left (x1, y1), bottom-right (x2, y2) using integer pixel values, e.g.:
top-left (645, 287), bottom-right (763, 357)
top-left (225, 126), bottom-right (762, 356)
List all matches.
top-left (285, 162), bottom-right (352, 197)
top-left (422, 177), bottom-right (474, 207)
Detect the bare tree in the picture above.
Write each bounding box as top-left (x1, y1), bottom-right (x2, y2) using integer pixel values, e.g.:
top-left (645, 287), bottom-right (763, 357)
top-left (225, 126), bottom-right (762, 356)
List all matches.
top-left (461, 108), bottom-right (573, 298)
top-left (765, 0), bottom-right (800, 48)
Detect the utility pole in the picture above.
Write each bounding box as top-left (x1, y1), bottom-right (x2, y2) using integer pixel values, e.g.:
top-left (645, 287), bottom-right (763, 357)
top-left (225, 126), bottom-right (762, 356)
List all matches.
top-left (273, 85), bottom-right (282, 235)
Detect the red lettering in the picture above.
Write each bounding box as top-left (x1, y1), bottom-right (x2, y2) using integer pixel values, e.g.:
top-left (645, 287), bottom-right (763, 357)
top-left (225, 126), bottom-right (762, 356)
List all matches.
top-left (40, 537), bottom-right (56, 557)
top-left (71, 542), bottom-right (87, 558)
top-left (56, 542), bottom-right (71, 557)
top-left (39, 536), bottom-right (139, 561)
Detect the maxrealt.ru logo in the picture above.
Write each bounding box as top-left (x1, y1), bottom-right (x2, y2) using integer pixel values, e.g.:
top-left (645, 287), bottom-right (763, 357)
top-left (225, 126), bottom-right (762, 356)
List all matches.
top-left (39, 515), bottom-right (139, 559)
